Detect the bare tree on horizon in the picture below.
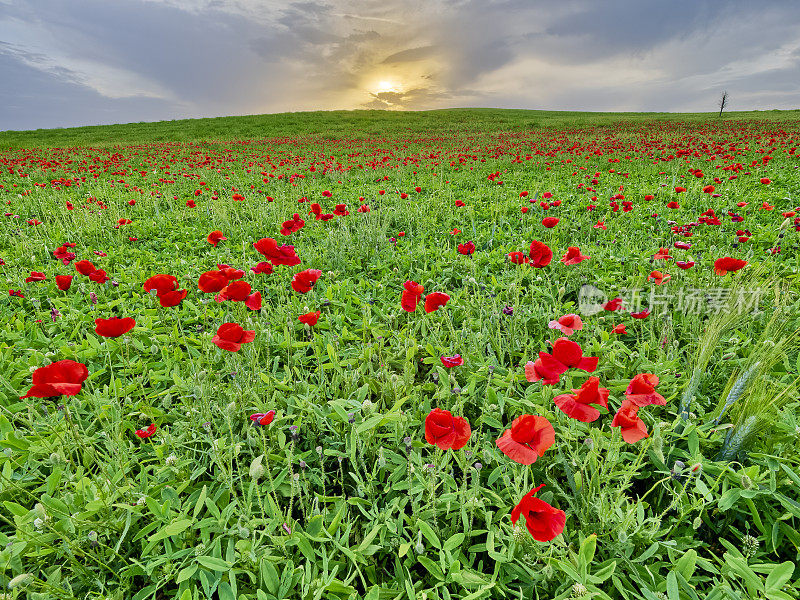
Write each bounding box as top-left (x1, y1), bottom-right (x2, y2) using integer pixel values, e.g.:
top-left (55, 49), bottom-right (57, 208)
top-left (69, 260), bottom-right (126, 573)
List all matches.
top-left (718, 91), bottom-right (728, 117)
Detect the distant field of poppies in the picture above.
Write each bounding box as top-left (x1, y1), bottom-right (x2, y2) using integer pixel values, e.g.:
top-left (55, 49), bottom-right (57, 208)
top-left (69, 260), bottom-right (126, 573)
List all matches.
top-left (1, 110), bottom-right (800, 600)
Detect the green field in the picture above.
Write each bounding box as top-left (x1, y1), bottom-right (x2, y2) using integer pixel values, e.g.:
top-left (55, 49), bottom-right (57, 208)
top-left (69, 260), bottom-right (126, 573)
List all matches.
top-left (1, 109), bottom-right (799, 600)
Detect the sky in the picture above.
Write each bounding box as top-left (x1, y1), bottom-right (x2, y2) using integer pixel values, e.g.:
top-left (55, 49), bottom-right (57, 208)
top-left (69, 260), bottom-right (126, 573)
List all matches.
top-left (2, 0), bottom-right (800, 131)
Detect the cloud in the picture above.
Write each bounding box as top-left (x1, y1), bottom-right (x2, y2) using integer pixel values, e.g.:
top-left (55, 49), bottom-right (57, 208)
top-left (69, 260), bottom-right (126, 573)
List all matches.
top-left (1, 0), bottom-right (799, 130)
top-left (382, 46), bottom-right (439, 64)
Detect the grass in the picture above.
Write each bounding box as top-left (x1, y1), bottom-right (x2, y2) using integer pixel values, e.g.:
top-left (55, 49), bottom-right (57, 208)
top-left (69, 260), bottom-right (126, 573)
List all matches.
top-left (0, 109), bottom-right (799, 599)
top-left (2, 107), bottom-right (800, 148)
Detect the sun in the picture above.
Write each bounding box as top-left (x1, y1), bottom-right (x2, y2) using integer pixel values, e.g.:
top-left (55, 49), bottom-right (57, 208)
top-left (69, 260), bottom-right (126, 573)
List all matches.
top-left (374, 79), bottom-right (400, 94)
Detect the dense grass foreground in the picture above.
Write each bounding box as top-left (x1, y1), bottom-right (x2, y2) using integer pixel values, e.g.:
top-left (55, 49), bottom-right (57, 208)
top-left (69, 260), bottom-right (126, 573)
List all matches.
top-left (1, 111), bottom-right (800, 599)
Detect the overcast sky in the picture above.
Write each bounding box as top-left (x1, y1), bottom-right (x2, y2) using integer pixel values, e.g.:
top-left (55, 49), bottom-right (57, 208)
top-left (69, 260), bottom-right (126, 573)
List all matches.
top-left (2, 0), bottom-right (800, 131)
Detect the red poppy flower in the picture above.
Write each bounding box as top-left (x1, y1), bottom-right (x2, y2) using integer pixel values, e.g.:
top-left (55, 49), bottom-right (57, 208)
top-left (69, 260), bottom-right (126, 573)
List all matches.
top-left (674, 187), bottom-right (686, 193)
top-left (653, 248), bottom-right (672, 260)
top-left (525, 354), bottom-right (568, 385)
top-left (496, 415), bottom-right (555, 465)
top-left (458, 241), bottom-right (476, 255)
top-left (760, 178), bottom-right (771, 185)
top-left (218, 280), bottom-right (252, 302)
top-left (55, 275), bottom-right (73, 291)
top-left (547, 314), bottom-right (582, 336)
top-left (298, 310), bottom-right (320, 325)
top-left (143, 274), bottom-right (177, 296)
top-left (542, 217), bottom-right (560, 228)
top-left (508, 251), bottom-right (530, 264)
top-left (20, 359), bottom-right (89, 399)
top-left (135, 424), bottom-right (157, 439)
top-left (667, 201), bottom-right (680, 209)
top-left (245, 291), bottom-right (262, 311)
top-left (644, 194), bottom-right (654, 201)
top-left (212, 323), bottom-right (255, 352)
top-left (611, 400), bottom-right (648, 443)
top-left (186, 199), bottom-right (196, 208)
top-left (529, 240), bottom-right (553, 268)
top-left (675, 260), bottom-right (695, 269)
top-left (415, 186), bottom-right (422, 193)
top-left (521, 207), bottom-right (529, 214)
top-left (253, 238), bottom-right (301, 266)
top-left (604, 298), bottom-right (623, 311)
top-left (553, 376), bottom-right (609, 422)
top-left (425, 408), bottom-right (471, 450)
top-left (625, 373), bottom-right (665, 406)
top-left (511, 484), bottom-right (566, 542)
top-left (611, 324), bottom-right (627, 334)
top-left (714, 257), bottom-right (747, 275)
top-left (217, 265), bottom-right (245, 280)
top-left (250, 411), bottom-right (275, 426)
top-left (207, 230), bottom-right (227, 246)
top-left (440, 354), bottom-right (463, 368)
top-left (594, 221), bottom-right (606, 230)
top-left (232, 193), bottom-right (245, 202)
top-left (88, 270), bottom-right (109, 283)
top-left (550, 337), bottom-right (598, 372)
top-left (159, 289), bottom-right (188, 307)
top-left (455, 200), bottom-right (465, 207)
top-left (762, 202), bottom-right (774, 210)
top-left (25, 271), bottom-right (46, 283)
top-left (251, 261), bottom-right (274, 275)
top-left (648, 271), bottom-right (670, 285)
top-left (674, 241), bottom-right (691, 250)
top-left (75, 260), bottom-right (96, 275)
top-left (631, 309), bottom-right (650, 319)
top-left (291, 269), bottom-right (322, 293)
top-left (280, 213), bottom-right (305, 236)
top-left (401, 280), bottom-right (425, 312)
top-left (95, 317), bottom-right (136, 338)
top-left (560, 247), bottom-right (590, 265)
top-left (425, 292), bottom-right (450, 313)
top-left (702, 185), bottom-right (715, 194)
top-left (198, 270), bottom-right (229, 293)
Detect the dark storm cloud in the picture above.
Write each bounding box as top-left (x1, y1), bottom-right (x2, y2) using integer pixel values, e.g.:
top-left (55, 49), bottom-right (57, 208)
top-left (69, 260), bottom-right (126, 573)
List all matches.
top-left (1, 0), bottom-right (799, 130)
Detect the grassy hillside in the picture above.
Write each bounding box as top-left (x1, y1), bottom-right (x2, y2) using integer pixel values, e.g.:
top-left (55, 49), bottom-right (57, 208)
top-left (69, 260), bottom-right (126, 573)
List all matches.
top-left (2, 108), bottom-right (799, 148)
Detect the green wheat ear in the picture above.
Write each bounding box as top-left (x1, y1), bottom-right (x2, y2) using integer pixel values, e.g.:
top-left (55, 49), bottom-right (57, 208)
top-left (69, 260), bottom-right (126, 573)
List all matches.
top-left (715, 283), bottom-right (800, 461)
top-left (713, 362), bottom-right (759, 426)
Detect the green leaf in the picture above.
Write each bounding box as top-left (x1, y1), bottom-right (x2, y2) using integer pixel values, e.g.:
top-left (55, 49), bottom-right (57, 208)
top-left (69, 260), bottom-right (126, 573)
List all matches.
top-left (765, 561), bottom-right (795, 592)
top-left (579, 534), bottom-right (597, 567)
top-left (193, 485), bottom-right (207, 519)
top-left (443, 533), bottom-right (465, 553)
top-left (150, 518), bottom-right (193, 542)
top-left (718, 488), bottom-right (741, 511)
top-left (418, 521), bottom-right (441, 549)
top-left (676, 549), bottom-right (698, 580)
top-left (260, 558), bottom-right (280, 595)
top-left (418, 555), bottom-right (444, 580)
top-left (176, 564), bottom-right (198, 583)
top-left (589, 562), bottom-right (616, 584)
top-left (217, 582), bottom-right (235, 600)
top-left (666, 571), bottom-right (679, 600)
top-left (196, 556), bottom-right (231, 572)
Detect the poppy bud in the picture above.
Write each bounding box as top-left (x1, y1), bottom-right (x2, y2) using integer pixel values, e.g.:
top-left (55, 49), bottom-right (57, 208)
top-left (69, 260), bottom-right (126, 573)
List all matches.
top-left (690, 462), bottom-right (702, 474)
top-left (741, 474), bottom-right (753, 489)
